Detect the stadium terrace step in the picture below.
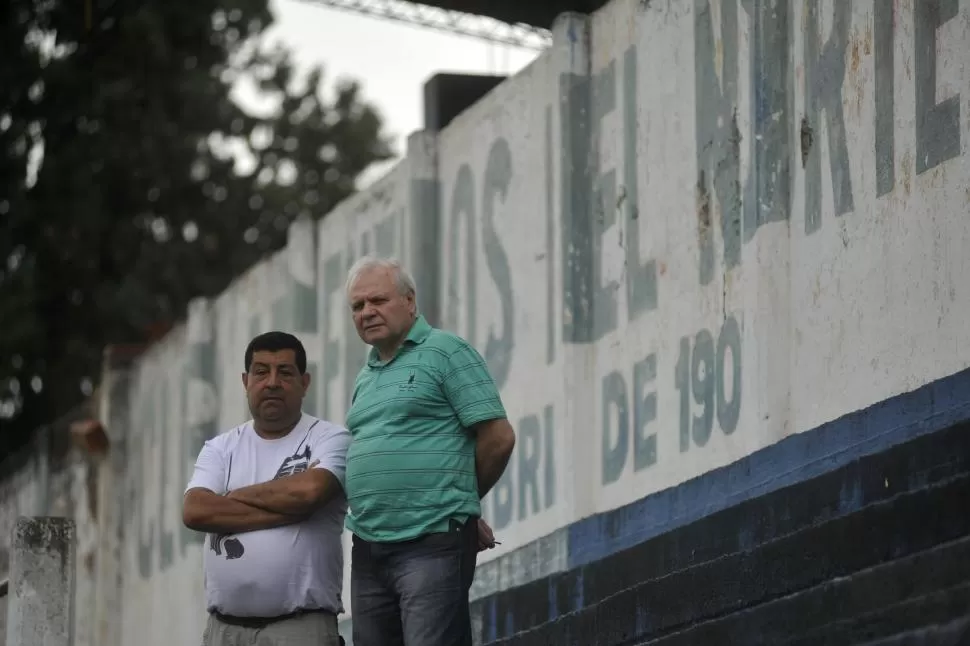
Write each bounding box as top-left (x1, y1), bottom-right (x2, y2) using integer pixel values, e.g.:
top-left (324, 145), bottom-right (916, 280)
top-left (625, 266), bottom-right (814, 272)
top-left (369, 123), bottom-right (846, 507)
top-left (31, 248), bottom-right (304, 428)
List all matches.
top-left (641, 538), bottom-right (970, 646)
top-left (479, 422), bottom-right (970, 646)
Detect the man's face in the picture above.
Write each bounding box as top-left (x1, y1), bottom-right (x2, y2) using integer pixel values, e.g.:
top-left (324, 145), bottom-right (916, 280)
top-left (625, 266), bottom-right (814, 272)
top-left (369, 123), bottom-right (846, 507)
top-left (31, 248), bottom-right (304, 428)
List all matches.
top-left (242, 349), bottom-right (309, 429)
top-left (349, 268), bottom-right (415, 348)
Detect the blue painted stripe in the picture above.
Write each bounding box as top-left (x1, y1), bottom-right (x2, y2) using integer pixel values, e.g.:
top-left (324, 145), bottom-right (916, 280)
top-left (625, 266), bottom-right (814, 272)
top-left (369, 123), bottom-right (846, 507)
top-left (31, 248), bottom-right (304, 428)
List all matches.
top-left (486, 596), bottom-right (497, 643)
top-left (567, 366), bottom-right (970, 569)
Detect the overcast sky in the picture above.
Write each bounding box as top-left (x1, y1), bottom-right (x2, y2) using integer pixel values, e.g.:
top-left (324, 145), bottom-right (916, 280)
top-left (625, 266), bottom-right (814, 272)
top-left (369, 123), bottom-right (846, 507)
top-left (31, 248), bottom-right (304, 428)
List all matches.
top-left (234, 0), bottom-right (542, 186)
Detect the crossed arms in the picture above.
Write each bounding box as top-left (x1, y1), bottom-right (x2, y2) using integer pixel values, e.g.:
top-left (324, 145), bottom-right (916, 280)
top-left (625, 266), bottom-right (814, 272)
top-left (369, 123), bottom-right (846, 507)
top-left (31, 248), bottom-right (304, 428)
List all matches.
top-left (182, 421), bottom-right (513, 537)
top-left (183, 466), bottom-right (343, 535)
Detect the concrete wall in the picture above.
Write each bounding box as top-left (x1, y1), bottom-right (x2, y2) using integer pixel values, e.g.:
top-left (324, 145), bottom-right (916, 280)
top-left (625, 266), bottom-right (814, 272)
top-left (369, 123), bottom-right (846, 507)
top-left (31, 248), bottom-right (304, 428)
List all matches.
top-left (4, 0), bottom-right (970, 643)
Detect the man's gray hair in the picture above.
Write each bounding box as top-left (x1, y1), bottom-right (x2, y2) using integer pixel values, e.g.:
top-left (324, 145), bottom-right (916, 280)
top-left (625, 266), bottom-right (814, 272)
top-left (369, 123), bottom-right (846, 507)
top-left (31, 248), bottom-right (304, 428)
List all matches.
top-left (345, 255), bottom-right (418, 299)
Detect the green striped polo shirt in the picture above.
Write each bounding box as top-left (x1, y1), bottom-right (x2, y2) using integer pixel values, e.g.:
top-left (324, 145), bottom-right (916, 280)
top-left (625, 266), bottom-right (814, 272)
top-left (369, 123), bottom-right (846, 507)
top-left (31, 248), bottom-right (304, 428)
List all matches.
top-left (344, 315), bottom-right (507, 543)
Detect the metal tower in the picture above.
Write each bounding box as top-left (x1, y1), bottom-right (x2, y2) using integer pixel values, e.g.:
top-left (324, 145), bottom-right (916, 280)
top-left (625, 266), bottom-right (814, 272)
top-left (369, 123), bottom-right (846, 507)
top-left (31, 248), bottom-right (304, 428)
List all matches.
top-left (290, 0), bottom-right (552, 51)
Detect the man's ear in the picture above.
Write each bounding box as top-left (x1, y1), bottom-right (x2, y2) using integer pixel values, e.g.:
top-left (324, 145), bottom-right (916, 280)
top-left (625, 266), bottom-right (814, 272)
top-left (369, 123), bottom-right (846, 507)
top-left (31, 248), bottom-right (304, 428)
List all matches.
top-left (301, 372), bottom-right (311, 392)
top-left (241, 372), bottom-right (248, 389)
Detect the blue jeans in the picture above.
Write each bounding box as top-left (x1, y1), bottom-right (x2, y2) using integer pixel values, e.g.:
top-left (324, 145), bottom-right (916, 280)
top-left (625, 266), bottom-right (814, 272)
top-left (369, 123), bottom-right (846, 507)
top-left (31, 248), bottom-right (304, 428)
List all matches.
top-left (350, 518), bottom-right (478, 646)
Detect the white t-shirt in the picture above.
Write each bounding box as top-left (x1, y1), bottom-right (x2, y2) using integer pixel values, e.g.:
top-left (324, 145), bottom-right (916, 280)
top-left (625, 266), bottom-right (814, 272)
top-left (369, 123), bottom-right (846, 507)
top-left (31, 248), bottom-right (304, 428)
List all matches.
top-left (184, 413), bottom-right (351, 618)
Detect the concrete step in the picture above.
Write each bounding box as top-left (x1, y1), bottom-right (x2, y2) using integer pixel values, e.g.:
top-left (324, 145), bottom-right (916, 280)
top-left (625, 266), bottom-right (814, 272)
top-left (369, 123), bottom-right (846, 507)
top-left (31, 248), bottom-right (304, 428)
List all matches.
top-left (854, 615), bottom-right (970, 646)
top-left (479, 423), bottom-right (970, 644)
top-left (485, 470), bottom-right (970, 646)
top-left (784, 582), bottom-right (970, 646)
top-left (639, 536), bottom-right (970, 646)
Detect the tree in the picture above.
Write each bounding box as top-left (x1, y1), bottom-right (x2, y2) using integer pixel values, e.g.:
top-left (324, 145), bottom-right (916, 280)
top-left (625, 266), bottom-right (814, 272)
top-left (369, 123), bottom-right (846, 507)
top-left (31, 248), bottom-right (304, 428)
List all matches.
top-left (0, 0), bottom-right (393, 460)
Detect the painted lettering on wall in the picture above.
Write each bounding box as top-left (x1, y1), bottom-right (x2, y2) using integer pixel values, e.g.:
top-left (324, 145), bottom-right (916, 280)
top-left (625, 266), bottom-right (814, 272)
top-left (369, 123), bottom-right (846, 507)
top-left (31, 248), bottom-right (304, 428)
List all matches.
top-left (320, 252), bottom-right (343, 422)
top-left (182, 328), bottom-right (218, 555)
top-left (544, 105), bottom-right (556, 365)
top-left (447, 164), bottom-right (477, 347)
top-left (445, 138), bottom-right (515, 388)
top-left (675, 315), bottom-right (742, 451)
top-left (803, 0), bottom-right (964, 210)
top-left (560, 45), bottom-right (658, 345)
top-left (485, 403), bottom-right (557, 531)
top-left (289, 234), bottom-right (320, 415)
top-left (482, 138), bottom-right (515, 388)
top-left (133, 373), bottom-right (178, 578)
top-left (602, 353), bottom-right (658, 485)
top-left (693, 0), bottom-right (739, 286)
top-left (694, 0), bottom-right (793, 283)
top-left (803, 0), bottom-right (853, 234)
top-left (913, 0), bottom-right (961, 173)
top-left (131, 362), bottom-right (217, 579)
top-left (443, 135), bottom-right (558, 532)
top-left (874, 0), bottom-right (895, 197)
top-left (600, 314), bottom-right (743, 484)
top-left (695, 0), bottom-right (963, 249)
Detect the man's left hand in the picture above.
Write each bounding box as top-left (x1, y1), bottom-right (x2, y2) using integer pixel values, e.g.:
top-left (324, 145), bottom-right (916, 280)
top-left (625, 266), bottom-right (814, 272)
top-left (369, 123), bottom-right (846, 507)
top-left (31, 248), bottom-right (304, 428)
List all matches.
top-left (477, 517), bottom-right (496, 552)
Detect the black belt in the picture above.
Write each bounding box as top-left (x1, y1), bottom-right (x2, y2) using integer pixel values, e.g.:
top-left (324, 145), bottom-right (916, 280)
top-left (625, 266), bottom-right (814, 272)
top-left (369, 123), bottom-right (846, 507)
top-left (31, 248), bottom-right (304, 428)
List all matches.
top-left (212, 607), bottom-right (336, 629)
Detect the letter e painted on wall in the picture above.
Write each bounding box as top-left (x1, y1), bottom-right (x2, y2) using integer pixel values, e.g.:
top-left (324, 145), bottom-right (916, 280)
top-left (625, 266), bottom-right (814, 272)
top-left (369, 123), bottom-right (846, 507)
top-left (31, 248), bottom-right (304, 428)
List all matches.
top-left (561, 47), bottom-right (657, 345)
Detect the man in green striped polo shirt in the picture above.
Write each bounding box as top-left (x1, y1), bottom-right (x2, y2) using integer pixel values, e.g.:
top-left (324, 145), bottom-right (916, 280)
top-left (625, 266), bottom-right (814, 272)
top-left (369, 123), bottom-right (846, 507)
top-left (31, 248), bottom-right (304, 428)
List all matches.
top-left (343, 255), bottom-right (516, 646)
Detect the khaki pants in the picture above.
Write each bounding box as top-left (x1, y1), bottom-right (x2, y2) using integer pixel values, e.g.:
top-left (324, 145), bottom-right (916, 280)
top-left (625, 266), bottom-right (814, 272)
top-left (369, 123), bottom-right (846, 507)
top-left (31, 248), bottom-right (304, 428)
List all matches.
top-left (202, 610), bottom-right (341, 646)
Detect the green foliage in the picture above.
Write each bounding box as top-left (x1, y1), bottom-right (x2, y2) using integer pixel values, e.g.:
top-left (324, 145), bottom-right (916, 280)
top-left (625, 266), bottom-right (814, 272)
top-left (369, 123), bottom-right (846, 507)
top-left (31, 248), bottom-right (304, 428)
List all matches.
top-left (0, 0), bottom-right (393, 459)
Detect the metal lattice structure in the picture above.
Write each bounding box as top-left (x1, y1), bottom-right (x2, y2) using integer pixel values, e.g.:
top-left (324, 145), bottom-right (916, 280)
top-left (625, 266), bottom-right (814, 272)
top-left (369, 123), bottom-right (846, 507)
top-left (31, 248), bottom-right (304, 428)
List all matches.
top-left (292, 0), bottom-right (553, 51)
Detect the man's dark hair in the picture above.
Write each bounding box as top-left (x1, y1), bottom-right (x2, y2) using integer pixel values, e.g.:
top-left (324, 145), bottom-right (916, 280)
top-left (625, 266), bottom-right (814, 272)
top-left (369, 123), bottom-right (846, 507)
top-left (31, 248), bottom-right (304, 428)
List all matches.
top-left (244, 331), bottom-right (307, 374)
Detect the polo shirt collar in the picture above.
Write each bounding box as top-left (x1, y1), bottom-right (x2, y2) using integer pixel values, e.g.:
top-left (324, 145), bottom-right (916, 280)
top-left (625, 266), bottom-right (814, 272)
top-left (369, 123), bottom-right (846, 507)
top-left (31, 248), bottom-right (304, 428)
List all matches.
top-left (367, 315), bottom-right (431, 367)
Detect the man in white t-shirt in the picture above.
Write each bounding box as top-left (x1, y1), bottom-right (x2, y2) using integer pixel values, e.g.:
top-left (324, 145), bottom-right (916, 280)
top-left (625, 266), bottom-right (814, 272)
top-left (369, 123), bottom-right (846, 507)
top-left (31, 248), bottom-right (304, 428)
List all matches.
top-left (183, 331), bottom-right (350, 646)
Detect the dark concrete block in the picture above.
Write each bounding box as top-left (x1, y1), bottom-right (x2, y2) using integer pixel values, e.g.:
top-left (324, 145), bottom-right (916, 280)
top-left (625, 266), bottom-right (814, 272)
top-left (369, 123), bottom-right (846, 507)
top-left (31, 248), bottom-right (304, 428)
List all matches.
top-left (639, 535), bottom-right (970, 645)
top-left (784, 582), bottom-right (970, 646)
top-left (478, 422), bottom-right (970, 643)
top-left (851, 615), bottom-right (970, 646)
top-left (423, 73), bottom-right (507, 132)
top-left (493, 473), bottom-right (970, 645)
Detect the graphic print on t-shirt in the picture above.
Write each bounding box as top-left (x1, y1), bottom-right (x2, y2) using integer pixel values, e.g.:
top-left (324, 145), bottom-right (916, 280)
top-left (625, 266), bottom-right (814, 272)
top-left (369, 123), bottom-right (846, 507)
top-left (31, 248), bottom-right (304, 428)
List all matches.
top-left (209, 443), bottom-right (316, 561)
top-left (209, 534), bottom-right (245, 559)
top-left (273, 444), bottom-right (312, 480)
